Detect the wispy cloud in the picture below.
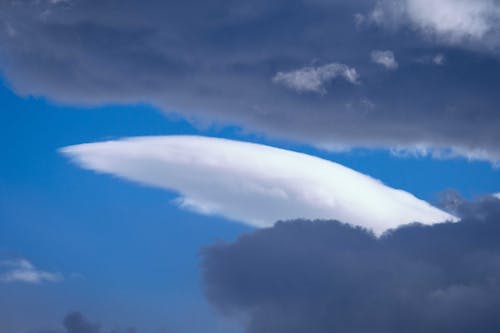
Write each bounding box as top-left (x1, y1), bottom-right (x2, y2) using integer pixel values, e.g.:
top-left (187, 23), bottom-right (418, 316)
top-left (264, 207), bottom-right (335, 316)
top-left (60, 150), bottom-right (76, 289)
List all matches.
top-left (415, 53), bottom-right (446, 65)
top-left (389, 144), bottom-right (500, 167)
top-left (61, 136), bottom-right (455, 235)
top-left (0, 258), bottom-right (63, 284)
top-left (273, 63), bottom-right (360, 94)
top-left (370, 50), bottom-right (398, 70)
top-left (432, 53), bottom-right (446, 65)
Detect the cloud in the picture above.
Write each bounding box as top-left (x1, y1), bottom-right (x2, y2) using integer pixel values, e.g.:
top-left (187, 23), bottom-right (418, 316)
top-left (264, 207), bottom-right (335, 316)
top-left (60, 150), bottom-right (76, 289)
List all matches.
top-left (61, 136), bottom-right (454, 234)
top-left (2, 1), bottom-right (500, 162)
top-left (369, 0), bottom-right (500, 47)
top-left (201, 196), bottom-right (500, 333)
top-left (63, 312), bottom-right (101, 333)
top-left (370, 50), bottom-right (398, 69)
top-left (31, 312), bottom-right (137, 333)
top-left (272, 63), bottom-right (359, 94)
top-left (433, 53), bottom-right (446, 65)
top-left (388, 144), bottom-right (500, 165)
top-left (0, 257), bottom-right (62, 284)
top-left (415, 53), bottom-right (446, 65)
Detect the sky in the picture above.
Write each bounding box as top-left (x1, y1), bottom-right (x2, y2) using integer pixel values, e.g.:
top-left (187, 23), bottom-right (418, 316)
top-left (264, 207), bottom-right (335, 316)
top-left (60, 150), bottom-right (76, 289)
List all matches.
top-left (1, 1), bottom-right (500, 332)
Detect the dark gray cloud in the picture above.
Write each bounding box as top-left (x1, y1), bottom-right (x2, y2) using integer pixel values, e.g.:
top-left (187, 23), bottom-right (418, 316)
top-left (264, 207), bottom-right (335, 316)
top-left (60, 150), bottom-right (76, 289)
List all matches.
top-left (2, 0), bottom-right (500, 160)
top-left (31, 312), bottom-right (136, 333)
top-left (202, 196), bottom-right (500, 333)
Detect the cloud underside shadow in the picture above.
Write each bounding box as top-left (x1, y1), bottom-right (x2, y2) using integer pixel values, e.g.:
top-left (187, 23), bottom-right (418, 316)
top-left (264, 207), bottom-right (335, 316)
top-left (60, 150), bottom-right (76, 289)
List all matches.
top-left (2, 1), bottom-right (500, 161)
top-left (202, 196), bottom-right (500, 333)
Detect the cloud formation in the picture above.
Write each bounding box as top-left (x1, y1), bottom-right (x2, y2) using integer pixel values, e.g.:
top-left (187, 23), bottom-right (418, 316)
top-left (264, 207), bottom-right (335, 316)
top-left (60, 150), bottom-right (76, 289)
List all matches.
top-left (2, 1), bottom-right (500, 161)
top-left (62, 312), bottom-right (101, 333)
top-left (272, 63), bottom-right (359, 94)
top-left (432, 53), bottom-right (446, 65)
top-left (369, 0), bottom-right (500, 47)
top-left (32, 312), bottom-right (136, 333)
top-left (202, 196), bottom-right (500, 333)
top-left (61, 136), bottom-right (454, 234)
top-left (0, 257), bottom-right (62, 284)
top-left (370, 50), bottom-right (398, 69)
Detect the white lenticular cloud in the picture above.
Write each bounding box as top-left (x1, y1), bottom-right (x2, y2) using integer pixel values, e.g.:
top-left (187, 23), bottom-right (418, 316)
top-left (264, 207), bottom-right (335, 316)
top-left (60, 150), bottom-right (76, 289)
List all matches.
top-left (273, 63), bottom-right (360, 94)
top-left (371, 50), bottom-right (399, 70)
top-left (61, 136), bottom-right (456, 234)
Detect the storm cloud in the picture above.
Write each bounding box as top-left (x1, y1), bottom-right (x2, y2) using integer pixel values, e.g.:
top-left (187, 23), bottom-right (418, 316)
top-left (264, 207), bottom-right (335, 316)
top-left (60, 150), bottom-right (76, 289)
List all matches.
top-left (2, 1), bottom-right (500, 161)
top-left (202, 195), bottom-right (500, 333)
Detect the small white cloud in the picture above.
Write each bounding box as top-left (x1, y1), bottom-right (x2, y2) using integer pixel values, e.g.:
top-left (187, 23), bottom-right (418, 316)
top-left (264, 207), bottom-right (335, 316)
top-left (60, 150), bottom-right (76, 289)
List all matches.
top-left (61, 136), bottom-right (456, 235)
top-left (371, 50), bottom-right (399, 70)
top-left (433, 53), bottom-right (446, 65)
top-left (416, 53), bottom-right (446, 65)
top-left (0, 258), bottom-right (63, 284)
top-left (273, 63), bottom-right (360, 94)
top-left (493, 193), bottom-right (500, 200)
top-left (353, 13), bottom-right (367, 28)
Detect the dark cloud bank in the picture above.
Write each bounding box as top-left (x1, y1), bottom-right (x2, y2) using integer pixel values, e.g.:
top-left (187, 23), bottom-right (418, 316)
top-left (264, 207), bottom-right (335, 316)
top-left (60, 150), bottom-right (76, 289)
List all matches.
top-left (202, 196), bottom-right (500, 333)
top-left (2, 1), bottom-right (500, 160)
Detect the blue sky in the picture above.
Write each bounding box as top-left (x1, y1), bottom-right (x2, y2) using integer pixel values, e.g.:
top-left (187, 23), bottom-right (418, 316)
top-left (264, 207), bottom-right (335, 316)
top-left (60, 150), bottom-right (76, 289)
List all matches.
top-left (0, 80), bottom-right (249, 332)
top-left (1, 76), bottom-right (500, 332)
top-left (2, 1), bottom-right (500, 333)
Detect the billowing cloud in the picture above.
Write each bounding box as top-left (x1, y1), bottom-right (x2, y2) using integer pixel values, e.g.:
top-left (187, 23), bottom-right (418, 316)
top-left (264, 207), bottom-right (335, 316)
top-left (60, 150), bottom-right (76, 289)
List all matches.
top-left (202, 196), bottom-right (500, 333)
top-left (370, 50), bottom-right (398, 69)
top-left (2, 1), bottom-right (500, 161)
top-left (0, 257), bottom-right (62, 284)
top-left (61, 136), bottom-right (454, 234)
top-left (272, 63), bottom-right (359, 94)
